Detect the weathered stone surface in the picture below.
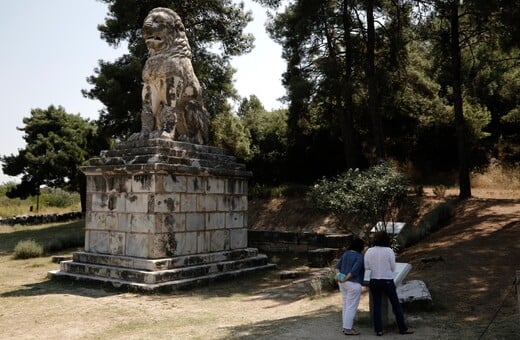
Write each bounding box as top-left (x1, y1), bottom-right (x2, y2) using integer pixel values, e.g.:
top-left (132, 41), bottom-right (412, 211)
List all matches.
top-left (397, 280), bottom-right (432, 304)
top-left (139, 7), bottom-right (209, 144)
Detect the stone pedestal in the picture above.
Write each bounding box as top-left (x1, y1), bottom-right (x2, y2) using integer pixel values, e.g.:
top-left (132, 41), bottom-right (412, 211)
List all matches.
top-left (49, 137), bottom-right (274, 290)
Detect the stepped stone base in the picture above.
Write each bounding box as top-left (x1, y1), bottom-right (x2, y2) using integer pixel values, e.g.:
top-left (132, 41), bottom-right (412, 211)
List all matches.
top-left (49, 248), bottom-right (275, 291)
top-left (49, 137), bottom-right (274, 291)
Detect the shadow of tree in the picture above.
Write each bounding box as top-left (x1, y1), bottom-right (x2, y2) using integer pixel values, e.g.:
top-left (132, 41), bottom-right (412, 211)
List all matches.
top-left (0, 220), bottom-right (84, 255)
top-left (399, 197), bottom-right (520, 338)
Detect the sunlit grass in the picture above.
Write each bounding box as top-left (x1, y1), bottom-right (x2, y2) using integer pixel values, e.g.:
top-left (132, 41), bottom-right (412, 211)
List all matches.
top-left (0, 219), bottom-right (84, 255)
top-left (0, 195), bottom-right (80, 217)
top-left (471, 164), bottom-right (520, 190)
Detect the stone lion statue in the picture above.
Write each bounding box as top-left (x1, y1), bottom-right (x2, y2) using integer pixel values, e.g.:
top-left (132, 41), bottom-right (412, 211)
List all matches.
top-left (140, 7), bottom-right (209, 144)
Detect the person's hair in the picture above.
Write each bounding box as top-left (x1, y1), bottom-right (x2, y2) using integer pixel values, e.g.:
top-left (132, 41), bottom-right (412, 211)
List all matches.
top-left (348, 238), bottom-right (365, 253)
top-left (373, 231), bottom-right (391, 247)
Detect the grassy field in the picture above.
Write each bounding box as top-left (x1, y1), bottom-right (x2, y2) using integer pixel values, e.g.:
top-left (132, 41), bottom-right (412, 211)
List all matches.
top-left (0, 220), bottom-right (84, 256)
top-left (0, 186), bottom-right (80, 217)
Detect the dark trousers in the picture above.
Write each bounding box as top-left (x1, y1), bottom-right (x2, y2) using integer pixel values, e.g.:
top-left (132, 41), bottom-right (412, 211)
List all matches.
top-left (369, 279), bottom-right (408, 333)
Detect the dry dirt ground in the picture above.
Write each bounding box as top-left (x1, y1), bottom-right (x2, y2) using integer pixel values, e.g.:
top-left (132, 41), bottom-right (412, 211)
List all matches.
top-left (0, 189), bottom-right (518, 339)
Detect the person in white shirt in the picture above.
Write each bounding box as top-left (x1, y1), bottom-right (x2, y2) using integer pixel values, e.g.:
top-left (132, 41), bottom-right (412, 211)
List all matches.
top-left (364, 231), bottom-right (413, 336)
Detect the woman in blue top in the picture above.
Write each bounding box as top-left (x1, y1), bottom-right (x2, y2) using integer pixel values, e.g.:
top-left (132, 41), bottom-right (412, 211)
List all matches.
top-left (336, 237), bottom-right (365, 336)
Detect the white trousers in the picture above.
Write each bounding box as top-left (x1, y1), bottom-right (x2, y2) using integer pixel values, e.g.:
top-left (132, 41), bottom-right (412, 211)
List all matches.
top-left (338, 281), bottom-right (362, 329)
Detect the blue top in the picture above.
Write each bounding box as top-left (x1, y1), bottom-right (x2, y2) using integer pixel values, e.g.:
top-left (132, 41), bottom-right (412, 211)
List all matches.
top-left (336, 250), bottom-right (365, 285)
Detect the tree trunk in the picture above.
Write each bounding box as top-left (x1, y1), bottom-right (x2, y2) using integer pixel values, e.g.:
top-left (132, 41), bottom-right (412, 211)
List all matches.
top-left (366, 0), bottom-right (385, 162)
top-left (450, 1), bottom-right (471, 199)
top-left (341, 0), bottom-right (360, 169)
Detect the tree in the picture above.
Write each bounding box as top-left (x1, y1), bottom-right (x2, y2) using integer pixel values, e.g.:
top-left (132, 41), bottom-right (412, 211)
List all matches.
top-left (310, 162), bottom-right (409, 239)
top-left (421, 0), bottom-right (520, 198)
top-left (262, 0), bottom-right (367, 172)
top-left (239, 95), bottom-right (289, 183)
top-left (259, 1), bottom-right (424, 172)
top-left (211, 111), bottom-right (252, 160)
top-left (257, 0), bottom-right (518, 186)
top-left (83, 0), bottom-right (254, 140)
top-left (1, 106), bottom-right (106, 212)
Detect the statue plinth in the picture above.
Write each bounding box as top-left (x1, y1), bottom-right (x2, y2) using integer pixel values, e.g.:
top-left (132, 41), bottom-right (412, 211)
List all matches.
top-left (50, 138), bottom-right (274, 290)
top-left (49, 8), bottom-right (274, 290)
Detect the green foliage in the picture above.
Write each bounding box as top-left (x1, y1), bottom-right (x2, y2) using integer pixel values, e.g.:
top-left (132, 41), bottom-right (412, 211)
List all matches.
top-left (1, 106), bottom-right (105, 209)
top-left (40, 188), bottom-right (80, 208)
top-left (255, 0), bottom-right (520, 185)
top-left (13, 239), bottom-right (44, 259)
top-left (211, 112), bottom-right (252, 160)
top-left (501, 107), bottom-right (520, 125)
top-left (238, 95), bottom-right (289, 183)
top-left (310, 162), bottom-right (409, 238)
top-left (85, 0), bottom-right (254, 139)
top-left (462, 98), bottom-right (492, 140)
top-left (0, 184), bottom-right (80, 217)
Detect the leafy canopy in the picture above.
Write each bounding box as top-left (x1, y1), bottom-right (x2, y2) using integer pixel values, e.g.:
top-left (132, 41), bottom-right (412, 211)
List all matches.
top-left (1, 105), bottom-right (103, 199)
top-left (310, 162), bottom-right (409, 239)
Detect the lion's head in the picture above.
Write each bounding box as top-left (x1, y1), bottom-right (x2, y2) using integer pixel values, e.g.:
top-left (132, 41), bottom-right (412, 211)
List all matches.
top-left (142, 7), bottom-right (191, 58)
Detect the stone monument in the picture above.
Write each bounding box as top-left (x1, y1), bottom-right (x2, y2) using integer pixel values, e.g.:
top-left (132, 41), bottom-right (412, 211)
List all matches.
top-left (49, 8), bottom-right (274, 290)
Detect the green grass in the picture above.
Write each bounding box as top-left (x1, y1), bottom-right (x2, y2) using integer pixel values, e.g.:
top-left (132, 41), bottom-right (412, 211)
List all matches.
top-left (0, 219), bottom-right (85, 256)
top-left (0, 196), bottom-right (80, 217)
top-left (0, 184), bottom-right (81, 217)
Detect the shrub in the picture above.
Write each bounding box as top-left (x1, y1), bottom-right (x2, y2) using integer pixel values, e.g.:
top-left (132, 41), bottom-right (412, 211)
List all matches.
top-left (40, 188), bottom-right (80, 208)
top-left (13, 239), bottom-right (44, 259)
top-left (432, 185), bottom-right (446, 198)
top-left (310, 162), bottom-right (409, 239)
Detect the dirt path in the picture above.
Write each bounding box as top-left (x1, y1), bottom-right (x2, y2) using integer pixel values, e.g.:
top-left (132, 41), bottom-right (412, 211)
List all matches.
top-left (398, 196), bottom-right (520, 339)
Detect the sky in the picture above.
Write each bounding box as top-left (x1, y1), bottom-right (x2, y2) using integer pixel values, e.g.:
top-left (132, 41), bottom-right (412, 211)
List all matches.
top-left (0, 0), bottom-right (285, 184)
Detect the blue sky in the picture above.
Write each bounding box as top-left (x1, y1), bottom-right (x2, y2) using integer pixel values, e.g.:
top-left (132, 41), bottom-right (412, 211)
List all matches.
top-left (0, 0), bottom-right (285, 184)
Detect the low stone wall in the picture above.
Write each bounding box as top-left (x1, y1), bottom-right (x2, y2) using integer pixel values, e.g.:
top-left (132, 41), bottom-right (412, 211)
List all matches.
top-left (248, 230), bottom-right (352, 253)
top-left (0, 212), bottom-right (83, 226)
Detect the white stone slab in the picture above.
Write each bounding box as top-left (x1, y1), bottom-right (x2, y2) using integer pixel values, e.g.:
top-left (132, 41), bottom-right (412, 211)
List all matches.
top-left (371, 221), bottom-right (406, 235)
top-left (206, 178), bottom-right (225, 194)
top-left (125, 193), bottom-right (149, 213)
top-left (163, 174), bottom-right (187, 193)
top-left (363, 262), bottom-right (412, 286)
top-left (396, 280), bottom-right (432, 303)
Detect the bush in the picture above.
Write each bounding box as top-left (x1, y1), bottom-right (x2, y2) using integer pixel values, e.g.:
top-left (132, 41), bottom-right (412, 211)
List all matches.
top-left (310, 162), bottom-right (409, 238)
top-left (13, 239), bottom-right (44, 259)
top-left (432, 185), bottom-right (446, 198)
top-left (40, 188), bottom-right (80, 208)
